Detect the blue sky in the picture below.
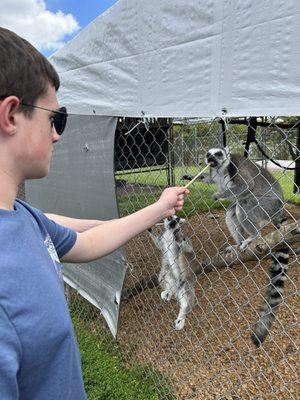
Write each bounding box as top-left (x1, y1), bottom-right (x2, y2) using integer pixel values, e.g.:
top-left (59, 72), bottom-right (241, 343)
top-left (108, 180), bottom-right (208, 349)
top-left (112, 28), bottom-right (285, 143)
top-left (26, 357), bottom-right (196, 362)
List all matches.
top-left (47, 0), bottom-right (117, 26)
top-left (45, 0), bottom-right (118, 56)
top-left (0, 0), bottom-right (118, 57)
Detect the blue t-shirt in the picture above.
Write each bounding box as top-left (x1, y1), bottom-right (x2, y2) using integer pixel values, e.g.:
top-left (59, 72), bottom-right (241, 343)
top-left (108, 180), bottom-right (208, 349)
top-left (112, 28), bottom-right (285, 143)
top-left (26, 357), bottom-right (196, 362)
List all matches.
top-left (0, 199), bottom-right (87, 400)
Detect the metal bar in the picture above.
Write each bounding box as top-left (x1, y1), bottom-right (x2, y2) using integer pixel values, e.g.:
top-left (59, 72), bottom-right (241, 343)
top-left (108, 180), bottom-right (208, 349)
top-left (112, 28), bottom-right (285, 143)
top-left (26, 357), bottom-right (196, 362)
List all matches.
top-left (228, 118), bottom-right (300, 130)
top-left (293, 125), bottom-right (300, 193)
top-left (167, 125), bottom-right (176, 186)
top-left (115, 165), bottom-right (169, 176)
top-left (244, 117), bottom-right (257, 158)
top-left (220, 119), bottom-right (227, 147)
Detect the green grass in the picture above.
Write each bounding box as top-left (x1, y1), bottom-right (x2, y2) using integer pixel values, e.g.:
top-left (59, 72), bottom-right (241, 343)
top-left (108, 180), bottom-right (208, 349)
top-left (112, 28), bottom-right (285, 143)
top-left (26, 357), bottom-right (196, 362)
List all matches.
top-left (71, 304), bottom-right (174, 400)
top-left (117, 165), bottom-right (201, 187)
top-left (116, 167), bottom-right (300, 216)
top-left (117, 165), bottom-right (230, 217)
top-left (273, 171), bottom-right (300, 205)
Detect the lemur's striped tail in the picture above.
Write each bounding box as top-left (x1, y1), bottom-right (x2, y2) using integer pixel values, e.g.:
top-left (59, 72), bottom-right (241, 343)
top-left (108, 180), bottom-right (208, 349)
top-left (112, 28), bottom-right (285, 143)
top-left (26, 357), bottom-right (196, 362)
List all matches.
top-left (252, 248), bottom-right (289, 347)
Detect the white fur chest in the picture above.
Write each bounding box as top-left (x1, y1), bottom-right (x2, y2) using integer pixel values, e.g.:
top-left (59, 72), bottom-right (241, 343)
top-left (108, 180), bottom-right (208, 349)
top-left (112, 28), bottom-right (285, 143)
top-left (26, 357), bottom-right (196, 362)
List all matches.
top-left (211, 167), bottom-right (231, 191)
top-left (161, 231), bottom-right (179, 267)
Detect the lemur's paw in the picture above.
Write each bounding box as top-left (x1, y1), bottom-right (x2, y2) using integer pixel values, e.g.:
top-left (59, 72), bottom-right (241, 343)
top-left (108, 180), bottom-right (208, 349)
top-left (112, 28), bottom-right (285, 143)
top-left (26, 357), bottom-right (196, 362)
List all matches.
top-left (224, 245), bottom-right (235, 254)
top-left (240, 239), bottom-right (253, 252)
top-left (213, 192), bottom-right (222, 200)
top-left (174, 318), bottom-right (185, 331)
top-left (161, 291), bottom-right (171, 302)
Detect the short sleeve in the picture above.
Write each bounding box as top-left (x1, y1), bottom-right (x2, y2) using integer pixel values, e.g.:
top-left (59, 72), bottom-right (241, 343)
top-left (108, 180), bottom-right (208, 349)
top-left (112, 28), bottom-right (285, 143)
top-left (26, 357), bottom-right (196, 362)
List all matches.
top-left (34, 212), bottom-right (77, 258)
top-left (0, 304), bottom-right (22, 399)
top-left (16, 200), bottom-right (77, 259)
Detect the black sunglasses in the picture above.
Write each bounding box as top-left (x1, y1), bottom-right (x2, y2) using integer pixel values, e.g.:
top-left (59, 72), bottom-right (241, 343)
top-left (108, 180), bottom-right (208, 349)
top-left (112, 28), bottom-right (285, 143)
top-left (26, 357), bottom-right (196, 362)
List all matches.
top-left (0, 96), bottom-right (68, 135)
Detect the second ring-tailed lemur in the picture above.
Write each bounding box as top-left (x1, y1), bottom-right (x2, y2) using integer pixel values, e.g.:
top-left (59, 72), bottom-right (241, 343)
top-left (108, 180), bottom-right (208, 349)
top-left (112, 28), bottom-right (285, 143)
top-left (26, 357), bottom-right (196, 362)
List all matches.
top-left (148, 216), bottom-right (196, 330)
top-left (182, 147), bottom-right (288, 346)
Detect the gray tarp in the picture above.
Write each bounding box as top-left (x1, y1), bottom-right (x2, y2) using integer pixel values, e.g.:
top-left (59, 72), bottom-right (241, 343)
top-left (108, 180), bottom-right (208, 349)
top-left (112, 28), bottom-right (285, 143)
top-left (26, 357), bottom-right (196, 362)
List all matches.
top-left (26, 115), bottom-right (125, 338)
top-left (50, 0), bottom-right (300, 118)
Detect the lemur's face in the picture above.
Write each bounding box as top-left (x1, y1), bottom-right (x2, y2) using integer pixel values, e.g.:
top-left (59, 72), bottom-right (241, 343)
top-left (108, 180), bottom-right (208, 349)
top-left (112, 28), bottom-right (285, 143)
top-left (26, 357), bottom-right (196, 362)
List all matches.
top-left (164, 215), bottom-right (185, 230)
top-left (205, 148), bottom-right (228, 167)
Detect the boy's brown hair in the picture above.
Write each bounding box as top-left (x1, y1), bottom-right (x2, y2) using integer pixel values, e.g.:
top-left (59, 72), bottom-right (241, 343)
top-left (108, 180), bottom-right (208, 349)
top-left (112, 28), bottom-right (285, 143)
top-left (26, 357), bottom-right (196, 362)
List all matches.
top-left (0, 27), bottom-right (60, 116)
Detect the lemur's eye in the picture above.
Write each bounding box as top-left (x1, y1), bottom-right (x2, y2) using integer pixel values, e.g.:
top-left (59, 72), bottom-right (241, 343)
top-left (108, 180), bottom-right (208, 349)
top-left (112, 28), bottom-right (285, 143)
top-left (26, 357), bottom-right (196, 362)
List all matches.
top-left (206, 152), bottom-right (211, 157)
top-left (215, 151), bottom-right (223, 157)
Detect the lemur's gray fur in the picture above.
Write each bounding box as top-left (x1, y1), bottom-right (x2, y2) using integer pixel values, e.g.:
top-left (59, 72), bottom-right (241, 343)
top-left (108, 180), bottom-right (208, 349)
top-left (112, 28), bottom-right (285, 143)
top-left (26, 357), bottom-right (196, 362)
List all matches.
top-left (182, 147), bottom-right (288, 346)
top-left (148, 216), bottom-right (196, 330)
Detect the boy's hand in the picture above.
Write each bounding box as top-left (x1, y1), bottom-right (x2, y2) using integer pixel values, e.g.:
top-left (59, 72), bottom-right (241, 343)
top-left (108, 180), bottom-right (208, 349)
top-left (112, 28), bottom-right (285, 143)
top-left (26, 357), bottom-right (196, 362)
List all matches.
top-left (157, 187), bottom-right (189, 218)
top-left (62, 186), bottom-right (189, 263)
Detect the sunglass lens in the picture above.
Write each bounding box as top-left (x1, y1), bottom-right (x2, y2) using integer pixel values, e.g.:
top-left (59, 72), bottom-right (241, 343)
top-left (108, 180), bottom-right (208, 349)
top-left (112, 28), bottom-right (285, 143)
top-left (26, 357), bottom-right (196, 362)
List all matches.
top-left (54, 107), bottom-right (68, 135)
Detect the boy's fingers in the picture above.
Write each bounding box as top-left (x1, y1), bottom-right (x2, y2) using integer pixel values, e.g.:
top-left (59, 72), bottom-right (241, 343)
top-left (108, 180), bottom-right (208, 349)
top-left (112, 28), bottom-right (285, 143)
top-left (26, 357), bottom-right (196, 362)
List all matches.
top-left (174, 206), bottom-right (183, 211)
top-left (175, 186), bottom-right (189, 195)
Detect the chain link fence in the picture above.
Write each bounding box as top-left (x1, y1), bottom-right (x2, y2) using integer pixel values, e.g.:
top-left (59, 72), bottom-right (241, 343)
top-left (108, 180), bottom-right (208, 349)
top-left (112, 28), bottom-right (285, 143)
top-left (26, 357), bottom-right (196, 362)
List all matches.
top-left (66, 116), bottom-right (298, 399)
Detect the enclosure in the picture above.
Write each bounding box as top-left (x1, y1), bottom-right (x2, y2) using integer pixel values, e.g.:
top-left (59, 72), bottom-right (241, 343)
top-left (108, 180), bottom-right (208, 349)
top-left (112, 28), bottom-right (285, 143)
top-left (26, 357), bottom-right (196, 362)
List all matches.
top-left (30, 116), bottom-right (297, 400)
top-left (112, 116), bottom-right (299, 399)
top-left (24, 0), bottom-right (300, 398)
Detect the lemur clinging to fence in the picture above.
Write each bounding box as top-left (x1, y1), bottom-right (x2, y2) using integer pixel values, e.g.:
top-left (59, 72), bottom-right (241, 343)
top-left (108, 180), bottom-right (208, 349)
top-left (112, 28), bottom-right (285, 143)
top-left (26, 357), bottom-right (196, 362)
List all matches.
top-left (182, 147), bottom-right (288, 346)
top-left (148, 215), bottom-right (196, 331)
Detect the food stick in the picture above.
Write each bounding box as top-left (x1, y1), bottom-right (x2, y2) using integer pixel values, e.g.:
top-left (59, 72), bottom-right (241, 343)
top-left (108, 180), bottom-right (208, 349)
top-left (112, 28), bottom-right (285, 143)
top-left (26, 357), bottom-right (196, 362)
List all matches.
top-left (184, 164), bottom-right (210, 189)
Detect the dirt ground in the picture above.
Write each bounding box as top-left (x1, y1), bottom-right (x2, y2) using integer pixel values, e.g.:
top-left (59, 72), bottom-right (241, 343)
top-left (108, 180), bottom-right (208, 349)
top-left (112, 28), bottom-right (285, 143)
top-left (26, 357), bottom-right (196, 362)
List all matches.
top-left (117, 204), bottom-right (299, 399)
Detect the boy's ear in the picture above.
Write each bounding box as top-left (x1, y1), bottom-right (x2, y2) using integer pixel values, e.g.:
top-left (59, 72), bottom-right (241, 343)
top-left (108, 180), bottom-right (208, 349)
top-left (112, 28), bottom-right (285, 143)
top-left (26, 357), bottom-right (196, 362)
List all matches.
top-left (0, 96), bottom-right (20, 136)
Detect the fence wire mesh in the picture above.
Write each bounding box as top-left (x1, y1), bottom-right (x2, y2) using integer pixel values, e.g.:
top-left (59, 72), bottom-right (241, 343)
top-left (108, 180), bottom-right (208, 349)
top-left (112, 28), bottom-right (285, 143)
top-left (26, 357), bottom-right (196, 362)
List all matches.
top-left (67, 116), bottom-right (299, 399)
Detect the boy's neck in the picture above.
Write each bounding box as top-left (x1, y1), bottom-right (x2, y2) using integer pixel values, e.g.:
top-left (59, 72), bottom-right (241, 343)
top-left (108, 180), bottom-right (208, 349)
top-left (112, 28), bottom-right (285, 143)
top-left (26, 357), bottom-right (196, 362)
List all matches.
top-left (0, 169), bottom-right (19, 210)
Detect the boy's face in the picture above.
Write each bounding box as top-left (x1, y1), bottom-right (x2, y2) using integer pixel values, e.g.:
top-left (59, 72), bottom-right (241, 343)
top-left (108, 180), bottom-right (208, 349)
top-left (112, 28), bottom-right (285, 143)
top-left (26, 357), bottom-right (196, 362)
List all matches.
top-left (14, 85), bottom-right (61, 180)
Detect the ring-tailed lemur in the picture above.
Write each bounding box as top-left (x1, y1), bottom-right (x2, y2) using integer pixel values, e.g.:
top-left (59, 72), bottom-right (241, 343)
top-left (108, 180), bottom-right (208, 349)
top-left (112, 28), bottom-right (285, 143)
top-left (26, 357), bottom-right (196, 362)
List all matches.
top-left (182, 147), bottom-right (288, 346)
top-left (148, 215), bottom-right (196, 330)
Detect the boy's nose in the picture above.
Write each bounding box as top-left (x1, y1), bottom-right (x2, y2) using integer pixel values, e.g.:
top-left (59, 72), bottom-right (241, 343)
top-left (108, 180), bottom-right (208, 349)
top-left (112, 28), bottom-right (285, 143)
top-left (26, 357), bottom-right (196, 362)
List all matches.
top-left (52, 128), bottom-right (60, 143)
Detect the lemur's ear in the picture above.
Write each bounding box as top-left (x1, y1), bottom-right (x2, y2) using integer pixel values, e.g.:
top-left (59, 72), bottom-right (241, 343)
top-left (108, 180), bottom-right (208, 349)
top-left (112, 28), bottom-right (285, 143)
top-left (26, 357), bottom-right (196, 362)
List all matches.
top-left (224, 146), bottom-right (230, 157)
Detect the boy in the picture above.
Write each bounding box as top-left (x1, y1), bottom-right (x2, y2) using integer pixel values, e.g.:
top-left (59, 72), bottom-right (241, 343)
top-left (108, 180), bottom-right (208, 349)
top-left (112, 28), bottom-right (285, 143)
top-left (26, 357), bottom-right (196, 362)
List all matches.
top-left (0, 27), bottom-right (188, 399)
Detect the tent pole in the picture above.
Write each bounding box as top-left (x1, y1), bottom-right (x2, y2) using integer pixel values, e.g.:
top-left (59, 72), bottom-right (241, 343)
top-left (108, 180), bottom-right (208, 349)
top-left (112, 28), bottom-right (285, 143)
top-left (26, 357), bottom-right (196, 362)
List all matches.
top-left (293, 125), bottom-right (300, 194)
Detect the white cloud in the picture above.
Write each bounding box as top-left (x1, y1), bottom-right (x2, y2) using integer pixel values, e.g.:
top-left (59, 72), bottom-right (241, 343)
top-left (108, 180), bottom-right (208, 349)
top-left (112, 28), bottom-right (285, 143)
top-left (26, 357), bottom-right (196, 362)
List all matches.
top-left (0, 0), bottom-right (80, 51)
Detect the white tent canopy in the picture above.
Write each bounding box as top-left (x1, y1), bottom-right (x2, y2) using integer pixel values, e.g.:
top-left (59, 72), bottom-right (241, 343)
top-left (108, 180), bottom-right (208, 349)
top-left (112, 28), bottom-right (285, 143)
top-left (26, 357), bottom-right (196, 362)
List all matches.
top-left (50, 0), bottom-right (300, 118)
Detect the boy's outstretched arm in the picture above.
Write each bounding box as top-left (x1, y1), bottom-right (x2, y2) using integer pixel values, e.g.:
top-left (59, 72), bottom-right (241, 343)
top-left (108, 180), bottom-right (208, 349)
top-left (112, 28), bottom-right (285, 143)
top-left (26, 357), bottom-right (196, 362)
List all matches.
top-left (45, 213), bottom-right (108, 232)
top-left (61, 187), bottom-right (189, 263)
